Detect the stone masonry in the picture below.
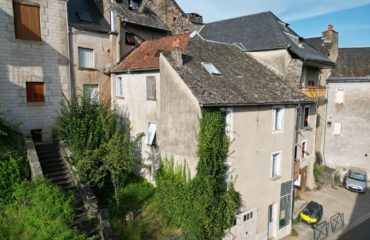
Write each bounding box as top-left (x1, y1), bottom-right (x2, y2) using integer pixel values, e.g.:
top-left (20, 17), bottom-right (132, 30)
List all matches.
top-left (0, 0), bottom-right (71, 143)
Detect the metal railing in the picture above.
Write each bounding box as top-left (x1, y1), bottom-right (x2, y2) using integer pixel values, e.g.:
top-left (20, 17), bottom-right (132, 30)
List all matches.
top-left (330, 212), bottom-right (344, 233)
top-left (313, 212), bottom-right (345, 240)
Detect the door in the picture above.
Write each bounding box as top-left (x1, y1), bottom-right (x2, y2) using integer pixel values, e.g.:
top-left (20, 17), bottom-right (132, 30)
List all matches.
top-left (267, 204), bottom-right (273, 239)
top-left (300, 166), bottom-right (308, 191)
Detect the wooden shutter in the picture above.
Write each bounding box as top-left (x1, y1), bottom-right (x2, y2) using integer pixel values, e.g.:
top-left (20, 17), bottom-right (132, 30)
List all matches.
top-left (26, 82), bottom-right (44, 102)
top-left (13, 3), bottom-right (41, 41)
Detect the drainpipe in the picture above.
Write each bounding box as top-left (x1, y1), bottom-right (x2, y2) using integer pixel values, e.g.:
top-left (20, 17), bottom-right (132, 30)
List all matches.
top-left (65, 0), bottom-right (74, 99)
top-left (322, 85), bottom-right (329, 166)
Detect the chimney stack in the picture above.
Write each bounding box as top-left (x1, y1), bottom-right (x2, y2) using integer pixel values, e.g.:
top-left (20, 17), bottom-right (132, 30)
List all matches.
top-left (171, 47), bottom-right (183, 66)
top-left (328, 24), bottom-right (333, 31)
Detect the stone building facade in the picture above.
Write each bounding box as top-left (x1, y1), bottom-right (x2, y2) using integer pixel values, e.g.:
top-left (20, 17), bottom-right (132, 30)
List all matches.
top-left (0, 0), bottom-right (70, 143)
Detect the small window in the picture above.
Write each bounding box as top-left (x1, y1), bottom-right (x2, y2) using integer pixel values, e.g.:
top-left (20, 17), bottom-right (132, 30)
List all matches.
top-left (243, 212), bottom-right (254, 222)
top-left (273, 107), bottom-right (284, 131)
top-left (201, 62), bottom-right (221, 75)
top-left (222, 108), bottom-right (233, 139)
top-left (31, 129), bottom-right (42, 143)
top-left (83, 84), bottom-right (99, 100)
top-left (232, 218), bottom-right (237, 226)
top-left (115, 77), bottom-right (123, 97)
top-left (335, 90), bottom-right (344, 104)
top-left (301, 141), bottom-right (306, 158)
top-left (128, 0), bottom-right (143, 12)
top-left (333, 122), bottom-right (342, 135)
top-left (224, 162), bottom-right (232, 190)
top-left (145, 123), bottom-right (156, 145)
top-left (78, 47), bottom-right (94, 69)
top-left (303, 106), bottom-right (310, 128)
top-left (146, 76), bottom-right (156, 100)
top-left (271, 153), bottom-right (281, 178)
top-left (26, 82), bottom-right (44, 102)
top-left (13, 2), bottom-right (41, 41)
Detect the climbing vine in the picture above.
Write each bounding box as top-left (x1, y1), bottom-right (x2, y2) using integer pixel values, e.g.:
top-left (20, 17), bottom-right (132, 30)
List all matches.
top-left (155, 108), bottom-right (240, 239)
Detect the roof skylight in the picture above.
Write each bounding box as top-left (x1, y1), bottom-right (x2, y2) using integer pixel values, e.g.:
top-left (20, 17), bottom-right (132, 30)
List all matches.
top-left (201, 62), bottom-right (221, 76)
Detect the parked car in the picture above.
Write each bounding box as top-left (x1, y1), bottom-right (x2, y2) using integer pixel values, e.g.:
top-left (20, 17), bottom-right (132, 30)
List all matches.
top-left (299, 201), bottom-right (323, 229)
top-left (344, 168), bottom-right (367, 193)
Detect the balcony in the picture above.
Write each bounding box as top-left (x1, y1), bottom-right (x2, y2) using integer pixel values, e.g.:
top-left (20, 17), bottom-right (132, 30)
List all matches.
top-left (299, 86), bottom-right (326, 100)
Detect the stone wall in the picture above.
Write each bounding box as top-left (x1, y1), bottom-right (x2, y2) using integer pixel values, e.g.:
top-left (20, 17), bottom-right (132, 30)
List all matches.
top-left (286, 59), bottom-right (304, 88)
top-left (0, 0), bottom-right (71, 143)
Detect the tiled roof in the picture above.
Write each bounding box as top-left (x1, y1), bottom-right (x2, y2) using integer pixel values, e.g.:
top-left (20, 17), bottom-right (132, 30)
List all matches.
top-left (164, 35), bottom-right (313, 106)
top-left (113, 33), bottom-right (191, 72)
top-left (68, 0), bottom-right (110, 33)
top-left (200, 12), bottom-right (334, 66)
top-left (331, 48), bottom-right (370, 78)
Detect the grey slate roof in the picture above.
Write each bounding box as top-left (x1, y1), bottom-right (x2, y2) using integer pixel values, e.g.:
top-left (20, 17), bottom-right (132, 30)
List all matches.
top-left (164, 35), bottom-right (313, 106)
top-left (305, 37), bottom-right (332, 57)
top-left (200, 12), bottom-right (334, 66)
top-left (68, 0), bottom-right (110, 33)
top-left (331, 48), bottom-right (370, 78)
top-left (108, 0), bottom-right (169, 31)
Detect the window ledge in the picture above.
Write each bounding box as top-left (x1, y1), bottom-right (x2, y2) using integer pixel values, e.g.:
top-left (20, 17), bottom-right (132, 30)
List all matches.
top-left (78, 67), bottom-right (97, 71)
top-left (271, 176), bottom-right (282, 181)
top-left (272, 129), bottom-right (283, 134)
top-left (27, 102), bottom-right (45, 106)
top-left (146, 98), bottom-right (157, 101)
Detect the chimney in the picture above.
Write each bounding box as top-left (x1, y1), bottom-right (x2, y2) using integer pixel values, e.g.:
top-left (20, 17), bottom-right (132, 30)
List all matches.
top-left (328, 24), bottom-right (333, 31)
top-left (171, 47), bottom-right (183, 66)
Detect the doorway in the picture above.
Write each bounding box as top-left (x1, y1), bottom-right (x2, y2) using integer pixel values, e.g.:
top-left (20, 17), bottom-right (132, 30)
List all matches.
top-left (267, 204), bottom-right (274, 239)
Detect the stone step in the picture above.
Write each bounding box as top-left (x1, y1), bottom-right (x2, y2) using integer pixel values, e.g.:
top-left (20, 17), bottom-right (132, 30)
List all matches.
top-left (50, 174), bottom-right (70, 183)
top-left (42, 161), bottom-right (65, 169)
top-left (37, 152), bottom-right (61, 160)
top-left (44, 170), bottom-right (69, 178)
top-left (42, 165), bottom-right (66, 174)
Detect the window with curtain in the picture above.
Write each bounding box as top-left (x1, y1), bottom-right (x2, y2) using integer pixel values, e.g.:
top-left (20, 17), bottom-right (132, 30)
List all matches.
top-left (78, 47), bottom-right (94, 68)
top-left (271, 153), bottom-right (281, 178)
top-left (115, 77), bottom-right (123, 97)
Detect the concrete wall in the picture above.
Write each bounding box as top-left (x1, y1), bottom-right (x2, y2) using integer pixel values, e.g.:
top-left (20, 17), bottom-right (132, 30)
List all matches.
top-left (158, 55), bottom-right (201, 173)
top-left (247, 49), bottom-right (292, 78)
top-left (0, 0), bottom-right (70, 143)
top-left (70, 28), bottom-right (111, 101)
top-left (226, 105), bottom-right (296, 240)
top-left (112, 71), bottom-right (160, 182)
top-left (324, 80), bottom-right (370, 176)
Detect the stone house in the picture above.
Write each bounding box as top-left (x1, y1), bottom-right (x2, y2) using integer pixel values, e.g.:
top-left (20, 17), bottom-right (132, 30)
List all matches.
top-left (112, 32), bottom-right (313, 240)
top-left (67, 0), bottom-right (112, 101)
top-left (200, 11), bottom-right (335, 191)
top-left (0, 0), bottom-right (71, 143)
top-left (324, 48), bottom-right (370, 176)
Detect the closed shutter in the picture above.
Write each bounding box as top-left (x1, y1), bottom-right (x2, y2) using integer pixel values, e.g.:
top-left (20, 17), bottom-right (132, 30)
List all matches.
top-left (279, 181), bottom-right (292, 229)
top-left (13, 3), bottom-right (41, 41)
top-left (146, 76), bottom-right (156, 100)
top-left (26, 82), bottom-right (44, 102)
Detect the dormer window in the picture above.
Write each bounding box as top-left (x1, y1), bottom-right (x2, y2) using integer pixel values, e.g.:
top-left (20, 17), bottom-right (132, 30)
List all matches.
top-left (128, 0), bottom-right (142, 12)
top-left (201, 62), bottom-right (221, 76)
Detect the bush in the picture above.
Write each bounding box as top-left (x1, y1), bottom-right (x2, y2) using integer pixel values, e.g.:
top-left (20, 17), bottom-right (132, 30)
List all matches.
top-left (0, 110), bottom-right (29, 204)
top-left (0, 178), bottom-right (88, 240)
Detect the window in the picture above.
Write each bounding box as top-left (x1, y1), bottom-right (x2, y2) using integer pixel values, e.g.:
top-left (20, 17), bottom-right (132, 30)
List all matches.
top-left (145, 123), bottom-right (156, 145)
top-left (83, 84), bottom-right (99, 100)
top-left (271, 153), bottom-right (281, 178)
top-left (78, 47), bottom-right (94, 69)
top-left (303, 106), bottom-right (310, 128)
top-left (335, 89), bottom-right (344, 104)
top-left (243, 211), bottom-right (254, 222)
top-left (294, 145), bottom-right (298, 160)
top-left (26, 82), bottom-right (44, 102)
top-left (224, 162), bottom-right (232, 189)
top-left (301, 141), bottom-right (306, 158)
top-left (31, 129), bottom-right (42, 143)
top-left (221, 107), bottom-right (233, 139)
top-left (146, 76), bottom-right (156, 100)
top-left (333, 122), bottom-right (342, 135)
top-left (13, 2), bottom-right (41, 41)
top-left (128, 0), bottom-right (143, 12)
top-left (201, 62), bottom-right (221, 75)
top-left (115, 77), bottom-right (123, 97)
top-left (273, 107), bottom-right (284, 131)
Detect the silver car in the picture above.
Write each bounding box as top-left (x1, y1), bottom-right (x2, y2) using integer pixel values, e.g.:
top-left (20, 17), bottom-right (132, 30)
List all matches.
top-left (344, 168), bottom-right (368, 193)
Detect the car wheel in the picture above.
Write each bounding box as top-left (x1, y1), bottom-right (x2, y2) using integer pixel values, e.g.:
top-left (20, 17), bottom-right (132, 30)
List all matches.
top-left (311, 223), bottom-right (317, 229)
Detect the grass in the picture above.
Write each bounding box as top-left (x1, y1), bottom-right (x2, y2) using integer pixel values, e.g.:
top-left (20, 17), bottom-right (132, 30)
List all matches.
top-left (313, 164), bottom-right (331, 183)
top-left (291, 228), bottom-right (299, 237)
top-left (93, 173), bottom-right (180, 239)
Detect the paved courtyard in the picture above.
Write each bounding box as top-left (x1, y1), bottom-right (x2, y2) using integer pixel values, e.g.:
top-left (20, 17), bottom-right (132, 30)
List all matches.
top-left (283, 184), bottom-right (370, 240)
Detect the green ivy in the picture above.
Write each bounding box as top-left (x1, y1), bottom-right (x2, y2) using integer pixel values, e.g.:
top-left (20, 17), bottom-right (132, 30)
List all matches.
top-left (155, 108), bottom-right (240, 239)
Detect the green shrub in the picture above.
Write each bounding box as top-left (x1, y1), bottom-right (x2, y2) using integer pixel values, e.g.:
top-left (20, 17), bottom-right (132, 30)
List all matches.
top-left (155, 108), bottom-right (240, 239)
top-left (0, 178), bottom-right (88, 240)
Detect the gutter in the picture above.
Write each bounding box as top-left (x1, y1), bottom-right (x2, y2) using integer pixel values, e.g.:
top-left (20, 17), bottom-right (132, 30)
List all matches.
top-left (112, 67), bottom-right (160, 74)
top-left (65, 0), bottom-right (73, 99)
top-left (200, 100), bottom-right (315, 108)
top-left (327, 76), bottom-right (370, 83)
top-left (322, 84), bottom-right (329, 166)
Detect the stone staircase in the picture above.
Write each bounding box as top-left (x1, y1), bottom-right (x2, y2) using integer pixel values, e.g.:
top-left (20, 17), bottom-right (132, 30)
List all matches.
top-left (35, 144), bottom-right (99, 239)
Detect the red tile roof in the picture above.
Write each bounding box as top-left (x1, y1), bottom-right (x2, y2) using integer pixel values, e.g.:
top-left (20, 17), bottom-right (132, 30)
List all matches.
top-left (113, 32), bottom-right (191, 72)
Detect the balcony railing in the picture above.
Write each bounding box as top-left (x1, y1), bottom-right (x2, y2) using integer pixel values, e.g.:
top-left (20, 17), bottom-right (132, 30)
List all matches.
top-left (299, 86), bottom-right (327, 100)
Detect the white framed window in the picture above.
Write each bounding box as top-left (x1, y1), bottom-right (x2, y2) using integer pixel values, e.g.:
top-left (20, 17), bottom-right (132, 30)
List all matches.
top-left (271, 152), bottom-right (281, 178)
top-left (333, 122), bottom-right (342, 135)
top-left (78, 47), bottom-right (94, 68)
top-left (224, 161), bottom-right (232, 189)
top-left (201, 62), bottom-right (221, 75)
top-left (335, 89), bottom-right (344, 104)
top-left (115, 77), bottom-right (123, 97)
top-left (243, 211), bottom-right (254, 222)
top-left (303, 106), bottom-right (310, 128)
top-left (146, 76), bottom-right (156, 100)
top-left (83, 84), bottom-right (99, 100)
top-left (145, 122), bottom-right (156, 145)
top-left (272, 106), bottom-right (284, 131)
